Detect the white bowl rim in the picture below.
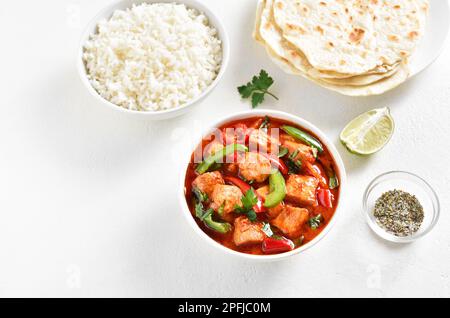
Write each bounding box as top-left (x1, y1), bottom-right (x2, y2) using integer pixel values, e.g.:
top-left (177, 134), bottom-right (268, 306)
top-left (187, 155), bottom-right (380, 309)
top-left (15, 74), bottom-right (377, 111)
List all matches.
top-left (410, 0), bottom-right (450, 77)
top-left (178, 109), bottom-right (348, 261)
top-left (77, 0), bottom-right (230, 117)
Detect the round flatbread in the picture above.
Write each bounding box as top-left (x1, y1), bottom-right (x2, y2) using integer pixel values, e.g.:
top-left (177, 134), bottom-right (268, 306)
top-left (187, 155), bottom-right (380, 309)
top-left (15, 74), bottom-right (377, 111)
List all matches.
top-left (259, 0), bottom-right (311, 73)
top-left (307, 62), bottom-right (400, 79)
top-left (273, 0), bottom-right (428, 75)
top-left (258, 0), bottom-right (401, 85)
top-left (318, 64), bottom-right (399, 86)
top-left (264, 45), bottom-right (410, 96)
top-left (253, 0), bottom-right (266, 44)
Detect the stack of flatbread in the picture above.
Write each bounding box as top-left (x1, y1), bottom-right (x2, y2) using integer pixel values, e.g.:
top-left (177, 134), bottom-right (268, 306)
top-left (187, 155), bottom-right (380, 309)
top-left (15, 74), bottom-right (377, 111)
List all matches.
top-left (254, 0), bottom-right (429, 96)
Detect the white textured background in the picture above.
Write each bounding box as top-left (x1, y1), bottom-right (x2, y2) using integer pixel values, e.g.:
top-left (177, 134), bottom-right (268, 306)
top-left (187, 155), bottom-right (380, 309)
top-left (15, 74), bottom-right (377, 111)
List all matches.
top-left (0, 0), bottom-right (449, 298)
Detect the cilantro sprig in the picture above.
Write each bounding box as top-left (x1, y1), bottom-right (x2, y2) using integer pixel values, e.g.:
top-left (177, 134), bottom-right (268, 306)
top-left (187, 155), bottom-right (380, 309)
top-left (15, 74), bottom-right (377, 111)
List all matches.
top-left (193, 187), bottom-right (208, 203)
top-left (193, 189), bottom-right (231, 234)
top-left (286, 149), bottom-right (302, 174)
top-left (238, 70), bottom-right (278, 108)
top-left (234, 188), bottom-right (259, 221)
top-left (195, 202), bottom-right (213, 221)
top-left (308, 214), bottom-right (323, 230)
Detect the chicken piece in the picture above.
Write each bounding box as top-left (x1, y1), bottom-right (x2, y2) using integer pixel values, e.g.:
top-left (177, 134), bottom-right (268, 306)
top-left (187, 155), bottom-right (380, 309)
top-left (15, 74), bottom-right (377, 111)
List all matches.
top-left (256, 186), bottom-right (284, 219)
top-left (238, 152), bottom-right (272, 183)
top-left (248, 129), bottom-right (280, 153)
top-left (224, 163), bottom-right (239, 174)
top-left (192, 171), bottom-right (224, 197)
top-left (224, 126), bottom-right (247, 145)
top-left (233, 216), bottom-right (266, 246)
top-left (285, 175), bottom-right (319, 206)
top-left (271, 205), bottom-right (310, 239)
top-left (204, 141), bottom-right (224, 157)
top-left (210, 185), bottom-right (243, 214)
top-left (281, 139), bottom-right (316, 164)
top-left (279, 134), bottom-right (296, 143)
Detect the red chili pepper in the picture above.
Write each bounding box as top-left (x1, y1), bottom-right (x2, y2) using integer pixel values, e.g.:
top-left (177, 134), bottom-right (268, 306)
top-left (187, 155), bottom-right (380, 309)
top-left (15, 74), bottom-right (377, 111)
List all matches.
top-left (224, 176), bottom-right (250, 192)
top-left (253, 200), bottom-right (266, 213)
top-left (317, 188), bottom-right (333, 208)
top-left (304, 161), bottom-right (328, 187)
top-left (224, 176), bottom-right (266, 213)
top-left (262, 237), bottom-right (295, 254)
top-left (262, 154), bottom-right (289, 175)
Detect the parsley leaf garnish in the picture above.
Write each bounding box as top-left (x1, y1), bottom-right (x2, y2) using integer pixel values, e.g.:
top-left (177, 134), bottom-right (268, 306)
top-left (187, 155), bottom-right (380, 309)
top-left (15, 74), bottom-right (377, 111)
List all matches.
top-left (246, 210), bottom-right (257, 222)
top-left (308, 214), bottom-right (323, 230)
top-left (195, 202), bottom-right (204, 219)
top-left (329, 175), bottom-right (339, 190)
top-left (238, 70), bottom-right (278, 108)
top-left (195, 202), bottom-right (213, 221)
top-left (286, 160), bottom-right (301, 175)
top-left (242, 188), bottom-right (258, 210)
top-left (286, 149), bottom-right (303, 174)
top-left (193, 187), bottom-right (208, 203)
top-left (234, 188), bottom-right (259, 222)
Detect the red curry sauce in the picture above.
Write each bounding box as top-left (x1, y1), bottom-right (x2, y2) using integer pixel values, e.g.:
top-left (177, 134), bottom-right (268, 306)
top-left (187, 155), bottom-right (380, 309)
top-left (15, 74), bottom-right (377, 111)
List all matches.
top-left (184, 116), bottom-right (340, 255)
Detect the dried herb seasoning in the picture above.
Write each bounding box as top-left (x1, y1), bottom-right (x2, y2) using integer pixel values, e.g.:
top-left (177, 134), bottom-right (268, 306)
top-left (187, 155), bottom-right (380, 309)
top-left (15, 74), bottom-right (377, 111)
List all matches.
top-left (373, 190), bottom-right (424, 237)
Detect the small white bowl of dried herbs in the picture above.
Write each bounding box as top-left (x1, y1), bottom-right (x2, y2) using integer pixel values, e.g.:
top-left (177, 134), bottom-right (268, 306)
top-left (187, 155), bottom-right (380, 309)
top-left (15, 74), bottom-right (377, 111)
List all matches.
top-left (363, 171), bottom-right (440, 243)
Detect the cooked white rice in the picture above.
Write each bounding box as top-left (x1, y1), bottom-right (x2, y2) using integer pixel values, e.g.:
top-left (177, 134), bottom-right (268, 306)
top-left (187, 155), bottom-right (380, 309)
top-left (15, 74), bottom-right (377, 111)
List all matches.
top-left (83, 3), bottom-right (222, 112)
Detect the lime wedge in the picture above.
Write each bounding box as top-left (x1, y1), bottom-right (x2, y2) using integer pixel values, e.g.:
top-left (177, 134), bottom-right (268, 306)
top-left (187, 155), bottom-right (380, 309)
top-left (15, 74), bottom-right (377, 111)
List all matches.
top-left (340, 107), bottom-right (394, 155)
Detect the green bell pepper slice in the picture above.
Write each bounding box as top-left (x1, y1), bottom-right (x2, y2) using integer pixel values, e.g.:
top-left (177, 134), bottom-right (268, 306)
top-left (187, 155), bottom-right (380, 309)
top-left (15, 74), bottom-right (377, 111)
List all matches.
top-left (195, 203), bottom-right (231, 234)
top-left (196, 143), bottom-right (248, 174)
top-left (264, 171), bottom-right (286, 208)
top-left (281, 125), bottom-right (324, 153)
top-left (203, 214), bottom-right (232, 234)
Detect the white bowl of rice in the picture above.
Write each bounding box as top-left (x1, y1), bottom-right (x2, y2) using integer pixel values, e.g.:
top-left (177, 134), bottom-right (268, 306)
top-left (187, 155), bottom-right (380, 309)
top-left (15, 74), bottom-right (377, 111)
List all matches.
top-left (78, 0), bottom-right (229, 120)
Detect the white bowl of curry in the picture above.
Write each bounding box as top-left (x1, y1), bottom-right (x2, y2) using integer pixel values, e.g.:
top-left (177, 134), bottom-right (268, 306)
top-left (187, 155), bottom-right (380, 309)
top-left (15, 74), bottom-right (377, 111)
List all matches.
top-left (179, 110), bottom-right (347, 261)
